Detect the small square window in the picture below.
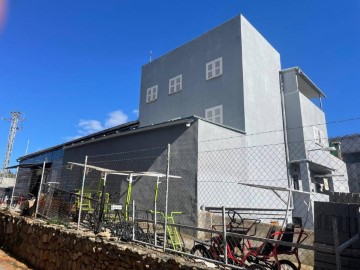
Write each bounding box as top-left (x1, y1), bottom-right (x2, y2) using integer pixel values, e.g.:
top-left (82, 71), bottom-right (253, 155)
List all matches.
top-left (146, 85), bottom-right (158, 103)
top-left (205, 105), bottom-right (223, 124)
top-left (169, 75), bottom-right (182, 94)
top-left (313, 127), bottom-right (325, 146)
top-left (206, 57), bottom-right (223, 80)
top-left (206, 110), bottom-right (213, 119)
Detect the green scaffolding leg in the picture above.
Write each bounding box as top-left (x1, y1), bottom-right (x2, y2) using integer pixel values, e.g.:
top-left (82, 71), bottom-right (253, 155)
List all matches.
top-left (125, 181), bottom-right (132, 221)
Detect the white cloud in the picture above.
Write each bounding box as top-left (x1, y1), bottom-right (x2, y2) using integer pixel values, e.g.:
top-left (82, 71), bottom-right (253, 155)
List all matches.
top-left (78, 119), bottom-right (103, 134)
top-left (132, 109), bottom-right (139, 117)
top-left (105, 110), bottom-right (128, 128)
top-left (65, 110), bottom-right (129, 142)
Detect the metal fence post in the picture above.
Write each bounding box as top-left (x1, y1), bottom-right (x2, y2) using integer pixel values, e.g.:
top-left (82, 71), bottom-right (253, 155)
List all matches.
top-left (35, 161), bottom-right (46, 219)
top-left (163, 143), bottom-right (171, 252)
top-left (132, 200), bottom-right (136, 241)
top-left (332, 216), bottom-right (341, 270)
top-left (9, 166), bottom-right (19, 210)
top-left (222, 206), bottom-right (228, 265)
top-left (95, 172), bottom-right (107, 234)
top-left (77, 155), bottom-right (88, 230)
top-left (282, 190), bottom-right (291, 229)
top-left (154, 189), bottom-right (157, 246)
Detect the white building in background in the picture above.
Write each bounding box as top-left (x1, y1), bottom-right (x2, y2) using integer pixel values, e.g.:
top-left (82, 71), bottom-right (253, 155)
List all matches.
top-left (0, 177), bottom-right (16, 203)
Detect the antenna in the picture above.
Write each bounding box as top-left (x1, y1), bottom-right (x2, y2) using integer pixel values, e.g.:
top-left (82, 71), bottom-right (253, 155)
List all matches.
top-left (1, 111), bottom-right (25, 177)
top-left (150, 50), bottom-right (152, 62)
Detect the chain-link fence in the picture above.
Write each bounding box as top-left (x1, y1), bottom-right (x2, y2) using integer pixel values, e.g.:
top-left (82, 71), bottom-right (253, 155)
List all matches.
top-left (9, 124), bottom-right (360, 270)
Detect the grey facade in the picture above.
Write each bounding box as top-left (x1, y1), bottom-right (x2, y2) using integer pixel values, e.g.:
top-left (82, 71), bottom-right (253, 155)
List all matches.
top-left (280, 68), bottom-right (349, 226)
top-left (15, 116), bottom-right (251, 227)
top-left (138, 15), bottom-right (349, 226)
top-left (61, 118), bottom-right (199, 226)
top-left (13, 15), bottom-right (350, 228)
top-left (139, 15), bottom-right (284, 147)
top-left (15, 121), bottom-right (139, 198)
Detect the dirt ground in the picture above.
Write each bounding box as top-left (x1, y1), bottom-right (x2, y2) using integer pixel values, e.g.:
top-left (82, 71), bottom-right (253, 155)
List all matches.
top-left (0, 249), bottom-right (32, 270)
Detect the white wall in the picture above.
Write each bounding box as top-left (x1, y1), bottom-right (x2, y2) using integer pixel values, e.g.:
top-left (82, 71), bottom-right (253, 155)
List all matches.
top-left (197, 120), bottom-right (289, 219)
top-left (241, 15), bottom-right (284, 147)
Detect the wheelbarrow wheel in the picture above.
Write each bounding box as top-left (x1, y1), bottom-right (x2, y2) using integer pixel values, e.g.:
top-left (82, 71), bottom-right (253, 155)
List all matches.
top-left (190, 244), bottom-right (212, 259)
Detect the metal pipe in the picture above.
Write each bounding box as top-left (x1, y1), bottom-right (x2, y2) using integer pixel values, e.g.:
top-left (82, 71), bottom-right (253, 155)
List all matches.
top-left (125, 174), bottom-right (133, 221)
top-left (222, 206), bottom-right (228, 264)
top-left (279, 73), bottom-right (293, 192)
top-left (332, 216), bottom-right (341, 270)
top-left (154, 185), bottom-right (157, 246)
top-left (205, 207), bottom-right (291, 212)
top-left (132, 200), bottom-right (135, 241)
top-left (96, 172), bottom-right (107, 233)
top-left (282, 190), bottom-right (292, 229)
top-left (35, 161), bottom-right (46, 218)
top-left (77, 155), bottom-right (88, 230)
top-left (163, 143), bottom-right (171, 252)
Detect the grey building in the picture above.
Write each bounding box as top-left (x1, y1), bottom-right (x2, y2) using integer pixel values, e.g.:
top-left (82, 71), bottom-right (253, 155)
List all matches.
top-left (12, 15), bottom-right (349, 228)
top-left (138, 15), bottom-right (349, 226)
top-left (280, 68), bottom-right (349, 225)
top-left (15, 117), bottom-right (248, 226)
top-left (139, 15), bottom-right (283, 147)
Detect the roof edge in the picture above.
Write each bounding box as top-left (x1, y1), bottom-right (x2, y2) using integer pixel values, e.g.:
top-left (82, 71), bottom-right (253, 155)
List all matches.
top-left (18, 120), bottom-right (139, 161)
top-left (280, 67), bottom-right (327, 98)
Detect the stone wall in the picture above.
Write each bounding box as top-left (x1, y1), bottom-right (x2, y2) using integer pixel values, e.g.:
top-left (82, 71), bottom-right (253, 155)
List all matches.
top-left (0, 211), bottom-right (210, 270)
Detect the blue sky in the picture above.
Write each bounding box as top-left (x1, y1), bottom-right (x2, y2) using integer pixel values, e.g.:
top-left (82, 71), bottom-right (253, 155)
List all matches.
top-left (0, 0), bottom-right (359, 166)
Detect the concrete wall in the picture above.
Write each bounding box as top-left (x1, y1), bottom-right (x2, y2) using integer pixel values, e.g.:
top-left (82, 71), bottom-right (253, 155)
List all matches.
top-left (241, 15), bottom-right (284, 147)
top-left (139, 16), bottom-right (245, 130)
top-left (281, 69), bottom-right (351, 227)
top-left (299, 91), bottom-right (327, 144)
top-left (197, 120), bottom-right (289, 221)
top-left (282, 71), bottom-right (306, 161)
top-left (301, 98), bottom-right (348, 193)
top-left (299, 92), bottom-right (349, 193)
top-left (139, 14), bottom-right (285, 146)
top-left (282, 70), bottom-right (348, 187)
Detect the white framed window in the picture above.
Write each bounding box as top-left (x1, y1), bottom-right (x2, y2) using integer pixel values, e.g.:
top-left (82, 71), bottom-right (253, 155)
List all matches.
top-left (313, 127), bottom-right (325, 146)
top-left (206, 57), bottom-right (223, 80)
top-left (205, 105), bottom-right (223, 124)
top-left (169, 74), bottom-right (182, 94)
top-left (146, 85), bottom-right (158, 103)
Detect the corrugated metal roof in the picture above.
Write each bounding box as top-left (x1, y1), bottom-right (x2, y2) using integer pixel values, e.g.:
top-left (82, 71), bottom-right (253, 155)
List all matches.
top-left (18, 120), bottom-right (139, 161)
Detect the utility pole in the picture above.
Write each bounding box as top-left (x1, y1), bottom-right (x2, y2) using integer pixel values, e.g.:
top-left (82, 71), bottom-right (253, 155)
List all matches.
top-left (1, 112), bottom-right (24, 177)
